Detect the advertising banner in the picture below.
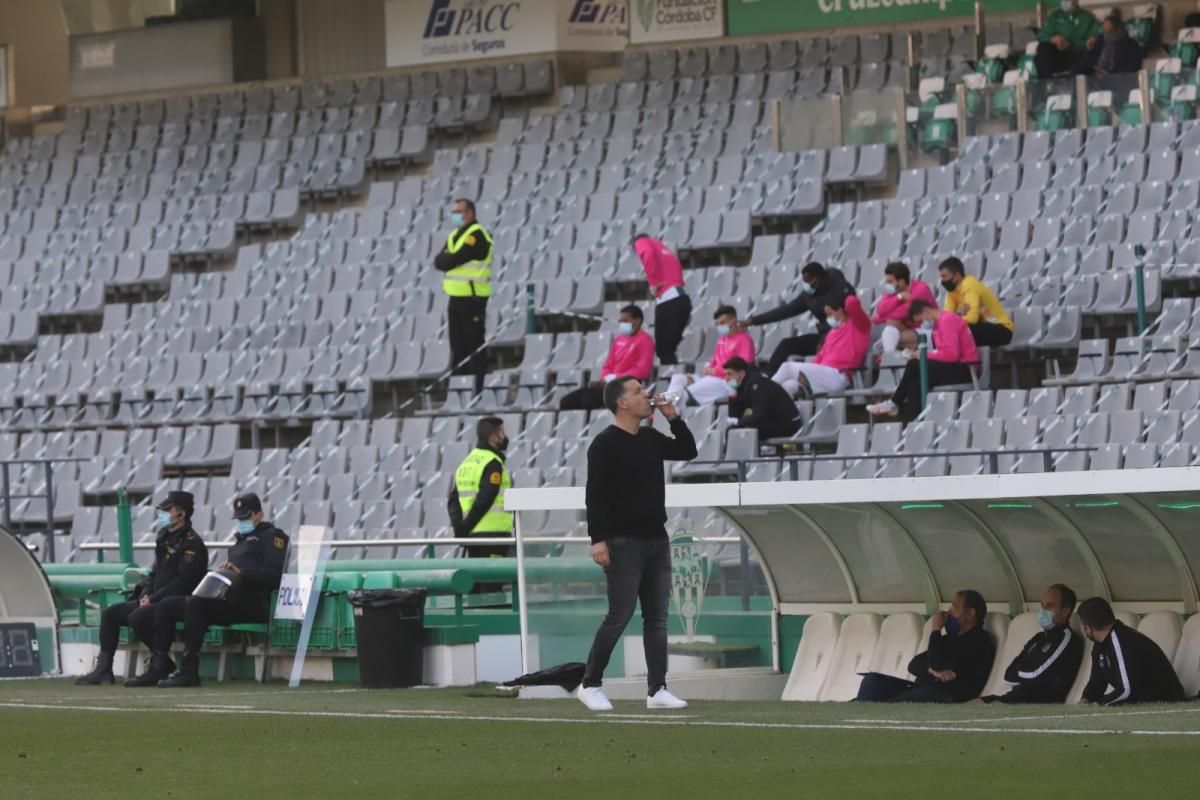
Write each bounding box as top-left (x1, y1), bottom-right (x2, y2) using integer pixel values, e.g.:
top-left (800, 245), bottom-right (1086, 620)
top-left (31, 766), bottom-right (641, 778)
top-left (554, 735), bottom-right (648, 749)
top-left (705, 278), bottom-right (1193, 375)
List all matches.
top-left (725, 0), bottom-right (1038, 37)
top-left (386, 0), bottom-right (628, 67)
top-left (630, 0), bottom-right (724, 44)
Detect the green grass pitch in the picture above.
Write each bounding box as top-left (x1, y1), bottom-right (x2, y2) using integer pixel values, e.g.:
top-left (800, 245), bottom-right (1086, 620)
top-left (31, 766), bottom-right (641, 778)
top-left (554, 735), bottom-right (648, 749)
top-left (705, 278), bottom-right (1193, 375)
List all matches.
top-left (2, 679), bottom-right (1199, 799)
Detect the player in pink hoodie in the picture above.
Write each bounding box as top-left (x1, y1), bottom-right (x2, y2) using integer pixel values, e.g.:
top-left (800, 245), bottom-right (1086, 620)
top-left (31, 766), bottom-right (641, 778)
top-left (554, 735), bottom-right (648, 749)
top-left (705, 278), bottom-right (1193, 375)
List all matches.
top-left (872, 262), bottom-right (936, 353)
top-left (771, 294), bottom-right (870, 397)
top-left (667, 305), bottom-right (756, 407)
top-left (868, 299), bottom-right (979, 418)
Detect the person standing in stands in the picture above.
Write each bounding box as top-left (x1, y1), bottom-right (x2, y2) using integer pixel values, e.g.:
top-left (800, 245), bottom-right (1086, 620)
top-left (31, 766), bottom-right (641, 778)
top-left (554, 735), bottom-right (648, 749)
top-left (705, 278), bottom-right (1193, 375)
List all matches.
top-left (736, 262), bottom-right (855, 373)
top-left (434, 198), bottom-right (494, 390)
top-left (937, 257), bottom-right (1013, 348)
top-left (868, 300), bottom-right (979, 418)
top-left (1035, 0), bottom-right (1102, 78)
top-left (634, 234), bottom-right (691, 365)
top-left (978, 584), bottom-right (1084, 704)
top-left (78, 491), bottom-right (207, 687)
top-left (560, 305), bottom-right (655, 411)
top-left (578, 377), bottom-right (696, 712)
top-left (856, 590), bottom-right (995, 703)
top-left (872, 262), bottom-right (936, 353)
top-left (447, 416), bottom-right (513, 563)
top-left (1078, 597), bottom-right (1185, 705)
top-left (770, 294), bottom-right (870, 398)
top-left (723, 356), bottom-right (801, 440)
top-left (155, 494), bottom-right (288, 688)
top-left (665, 305), bottom-right (755, 408)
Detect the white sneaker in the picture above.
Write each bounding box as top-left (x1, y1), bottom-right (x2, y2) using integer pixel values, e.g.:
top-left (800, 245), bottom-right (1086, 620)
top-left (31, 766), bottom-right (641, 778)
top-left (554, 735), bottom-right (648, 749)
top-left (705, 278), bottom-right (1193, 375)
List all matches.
top-left (866, 400), bottom-right (899, 417)
top-left (646, 688), bottom-right (688, 709)
top-left (577, 686), bottom-right (613, 712)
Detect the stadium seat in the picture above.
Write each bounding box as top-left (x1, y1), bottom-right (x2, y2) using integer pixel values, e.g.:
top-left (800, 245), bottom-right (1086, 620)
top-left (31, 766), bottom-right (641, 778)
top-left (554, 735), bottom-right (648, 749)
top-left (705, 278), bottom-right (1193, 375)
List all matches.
top-left (782, 612), bottom-right (842, 701)
top-left (981, 611), bottom-right (1041, 698)
top-left (818, 612), bottom-right (882, 701)
top-left (868, 612), bottom-right (924, 679)
top-left (1172, 613), bottom-right (1200, 697)
top-left (1137, 610), bottom-right (1184, 663)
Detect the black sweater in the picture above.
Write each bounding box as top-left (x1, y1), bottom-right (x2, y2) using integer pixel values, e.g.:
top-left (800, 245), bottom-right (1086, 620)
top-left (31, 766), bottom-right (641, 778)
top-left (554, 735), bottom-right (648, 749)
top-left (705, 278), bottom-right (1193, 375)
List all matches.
top-left (748, 267), bottom-right (854, 335)
top-left (585, 417), bottom-right (697, 543)
top-left (729, 369), bottom-right (801, 439)
top-left (907, 625), bottom-right (996, 703)
top-left (997, 625), bottom-right (1083, 704)
top-left (1082, 621), bottom-right (1185, 705)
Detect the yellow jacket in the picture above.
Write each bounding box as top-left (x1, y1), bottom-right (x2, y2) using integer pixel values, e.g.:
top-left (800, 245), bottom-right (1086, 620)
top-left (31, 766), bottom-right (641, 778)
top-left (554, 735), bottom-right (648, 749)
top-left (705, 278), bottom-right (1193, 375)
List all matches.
top-left (943, 276), bottom-right (1013, 330)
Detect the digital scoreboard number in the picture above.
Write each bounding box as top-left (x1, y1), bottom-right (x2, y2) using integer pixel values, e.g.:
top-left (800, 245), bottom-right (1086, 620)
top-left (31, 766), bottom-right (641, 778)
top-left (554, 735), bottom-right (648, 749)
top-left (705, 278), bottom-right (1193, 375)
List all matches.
top-left (0, 623), bottom-right (41, 678)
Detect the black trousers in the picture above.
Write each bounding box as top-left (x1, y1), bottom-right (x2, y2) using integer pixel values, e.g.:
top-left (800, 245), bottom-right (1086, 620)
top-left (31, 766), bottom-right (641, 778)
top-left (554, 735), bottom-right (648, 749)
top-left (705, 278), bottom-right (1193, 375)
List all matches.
top-left (99, 600), bottom-right (157, 654)
top-left (559, 384), bottom-right (605, 411)
top-left (448, 296), bottom-right (488, 385)
top-left (463, 539), bottom-right (514, 594)
top-left (766, 334), bottom-right (823, 374)
top-left (891, 360), bottom-right (974, 417)
top-left (654, 294), bottom-right (692, 365)
top-left (153, 595), bottom-right (269, 653)
top-left (583, 536), bottom-right (671, 694)
top-left (982, 682), bottom-right (1069, 704)
top-left (856, 672), bottom-right (953, 703)
top-left (969, 322), bottom-right (1013, 348)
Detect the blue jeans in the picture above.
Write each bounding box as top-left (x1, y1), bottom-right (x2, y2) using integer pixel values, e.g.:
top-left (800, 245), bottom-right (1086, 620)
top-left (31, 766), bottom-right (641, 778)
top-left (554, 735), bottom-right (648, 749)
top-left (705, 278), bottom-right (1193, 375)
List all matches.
top-left (583, 536), bottom-right (672, 694)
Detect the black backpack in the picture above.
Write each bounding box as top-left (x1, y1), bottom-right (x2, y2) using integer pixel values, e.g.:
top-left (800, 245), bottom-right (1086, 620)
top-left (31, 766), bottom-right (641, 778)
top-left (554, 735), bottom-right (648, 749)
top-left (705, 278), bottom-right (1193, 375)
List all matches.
top-left (502, 662), bottom-right (586, 691)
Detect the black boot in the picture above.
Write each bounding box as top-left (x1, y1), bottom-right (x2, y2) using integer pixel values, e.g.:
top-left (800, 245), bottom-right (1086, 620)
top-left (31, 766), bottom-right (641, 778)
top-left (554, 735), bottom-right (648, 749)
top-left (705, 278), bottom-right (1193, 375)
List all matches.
top-left (75, 652), bottom-right (115, 685)
top-left (158, 651), bottom-right (201, 688)
top-left (124, 652), bottom-right (175, 687)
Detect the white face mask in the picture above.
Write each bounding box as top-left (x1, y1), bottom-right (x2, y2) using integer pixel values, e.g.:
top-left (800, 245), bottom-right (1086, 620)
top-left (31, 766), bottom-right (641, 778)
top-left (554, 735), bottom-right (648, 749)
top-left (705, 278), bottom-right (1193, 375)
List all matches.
top-left (826, 316), bottom-right (842, 329)
top-left (617, 322), bottom-right (634, 336)
top-left (1060, 0), bottom-right (1072, 11)
top-left (920, 319), bottom-right (934, 331)
top-left (882, 282), bottom-right (898, 295)
top-left (716, 324), bottom-right (731, 336)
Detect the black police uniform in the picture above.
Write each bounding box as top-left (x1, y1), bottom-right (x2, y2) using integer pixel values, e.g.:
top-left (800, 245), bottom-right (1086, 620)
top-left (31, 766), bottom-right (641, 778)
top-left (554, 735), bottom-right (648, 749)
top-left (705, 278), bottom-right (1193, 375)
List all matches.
top-left (1082, 621), bottom-right (1185, 705)
top-left (983, 624), bottom-right (1083, 704)
top-left (101, 522), bottom-right (208, 652)
top-left (78, 491), bottom-right (206, 686)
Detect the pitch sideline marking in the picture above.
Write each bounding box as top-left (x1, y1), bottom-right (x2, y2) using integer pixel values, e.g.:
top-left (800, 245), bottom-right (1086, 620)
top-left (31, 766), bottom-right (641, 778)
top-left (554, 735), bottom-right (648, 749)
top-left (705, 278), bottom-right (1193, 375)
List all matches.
top-left (2, 701), bottom-right (1198, 737)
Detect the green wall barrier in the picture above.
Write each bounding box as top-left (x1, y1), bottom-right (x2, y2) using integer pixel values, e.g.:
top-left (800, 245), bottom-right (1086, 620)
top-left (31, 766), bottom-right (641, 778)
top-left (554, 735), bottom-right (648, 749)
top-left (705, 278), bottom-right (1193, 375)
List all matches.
top-left (725, 0), bottom-right (1038, 37)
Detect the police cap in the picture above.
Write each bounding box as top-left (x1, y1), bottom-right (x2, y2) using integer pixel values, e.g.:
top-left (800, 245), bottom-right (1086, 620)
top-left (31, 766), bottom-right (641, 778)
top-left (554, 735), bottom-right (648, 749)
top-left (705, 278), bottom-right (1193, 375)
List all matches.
top-left (232, 493), bottom-right (263, 520)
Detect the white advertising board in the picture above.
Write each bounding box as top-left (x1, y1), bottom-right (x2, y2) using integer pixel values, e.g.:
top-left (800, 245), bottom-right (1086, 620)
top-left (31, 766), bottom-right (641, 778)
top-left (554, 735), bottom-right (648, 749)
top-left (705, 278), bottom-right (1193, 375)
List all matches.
top-left (385, 0), bottom-right (627, 66)
top-left (629, 0), bottom-right (723, 44)
top-left (272, 524), bottom-right (330, 687)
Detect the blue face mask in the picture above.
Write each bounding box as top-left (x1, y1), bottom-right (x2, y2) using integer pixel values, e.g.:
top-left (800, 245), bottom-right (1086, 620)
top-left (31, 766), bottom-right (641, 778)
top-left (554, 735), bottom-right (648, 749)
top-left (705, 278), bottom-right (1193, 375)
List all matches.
top-left (450, 212), bottom-right (465, 228)
top-left (726, 378), bottom-right (740, 390)
top-left (157, 510), bottom-right (172, 528)
top-left (1038, 608), bottom-right (1056, 631)
top-left (801, 282), bottom-right (816, 294)
top-left (882, 282), bottom-right (898, 295)
top-left (921, 319), bottom-right (934, 331)
top-left (944, 615), bottom-right (961, 637)
top-left (826, 316), bottom-right (842, 329)
top-left (618, 322), bottom-right (634, 336)
top-left (716, 324), bottom-right (731, 336)
top-left (235, 519), bottom-right (255, 535)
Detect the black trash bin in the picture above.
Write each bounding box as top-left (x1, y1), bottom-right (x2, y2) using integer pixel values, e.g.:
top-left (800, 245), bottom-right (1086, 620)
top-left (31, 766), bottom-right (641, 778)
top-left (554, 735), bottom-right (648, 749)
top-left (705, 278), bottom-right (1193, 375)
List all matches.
top-left (347, 589), bottom-right (427, 688)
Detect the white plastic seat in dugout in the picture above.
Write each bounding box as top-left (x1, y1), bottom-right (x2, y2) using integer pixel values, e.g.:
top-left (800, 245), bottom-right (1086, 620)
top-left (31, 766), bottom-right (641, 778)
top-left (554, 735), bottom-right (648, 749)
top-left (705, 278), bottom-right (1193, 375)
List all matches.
top-left (1172, 613), bottom-right (1200, 697)
top-left (1137, 610), bottom-right (1184, 663)
top-left (782, 612), bottom-right (843, 701)
top-left (818, 612), bottom-right (882, 701)
top-left (867, 612), bottom-right (924, 679)
top-left (981, 611), bottom-right (1051, 698)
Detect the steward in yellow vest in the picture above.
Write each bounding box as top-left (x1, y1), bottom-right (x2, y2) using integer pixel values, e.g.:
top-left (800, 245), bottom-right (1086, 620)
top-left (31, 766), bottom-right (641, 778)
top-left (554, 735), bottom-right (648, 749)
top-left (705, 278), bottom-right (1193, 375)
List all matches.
top-left (447, 416), bottom-right (513, 564)
top-left (434, 198), bottom-right (494, 390)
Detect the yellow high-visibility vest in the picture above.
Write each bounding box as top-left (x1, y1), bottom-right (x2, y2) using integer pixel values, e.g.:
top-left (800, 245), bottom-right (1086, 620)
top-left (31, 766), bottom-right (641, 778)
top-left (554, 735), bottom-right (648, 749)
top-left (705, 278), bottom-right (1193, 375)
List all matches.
top-left (454, 448), bottom-right (512, 534)
top-left (442, 223), bottom-right (494, 298)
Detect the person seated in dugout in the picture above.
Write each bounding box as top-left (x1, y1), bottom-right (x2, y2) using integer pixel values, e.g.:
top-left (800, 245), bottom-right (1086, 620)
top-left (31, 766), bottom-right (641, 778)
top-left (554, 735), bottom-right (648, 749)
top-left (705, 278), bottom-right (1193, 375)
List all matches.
top-left (145, 493), bottom-right (289, 689)
top-left (76, 491), bottom-right (207, 686)
top-left (560, 305), bottom-right (655, 411)
top-left (977, 584), bottom-right (1084, 704)
top-left (723, 356), bottom-right (802, 440)
top-left (1078, 597), bottom-right (1185, 706)
top-left (856, 590), bottom-right (995, 703)
top-left (665, 305), bottom-right (756, 409)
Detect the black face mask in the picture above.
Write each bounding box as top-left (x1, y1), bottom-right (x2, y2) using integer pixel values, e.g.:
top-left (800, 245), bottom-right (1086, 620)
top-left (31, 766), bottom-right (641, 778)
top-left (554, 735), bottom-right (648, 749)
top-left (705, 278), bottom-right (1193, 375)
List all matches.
top-left (495, 437), bottom-right (509, 452)
top-left (940, 278), bottom-right (958, 291)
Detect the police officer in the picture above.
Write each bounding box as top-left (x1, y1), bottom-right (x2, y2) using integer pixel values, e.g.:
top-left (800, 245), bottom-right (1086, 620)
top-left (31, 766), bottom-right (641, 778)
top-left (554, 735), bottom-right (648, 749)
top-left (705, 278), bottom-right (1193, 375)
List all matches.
top-left (153, 493), bottom-right (289, 688)
top-left (434, 197), bottom-right (494, 391)
top-left (78, 491), bottom-right (207, 686)
top-left (448, 417), bottom-right (512, 592)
